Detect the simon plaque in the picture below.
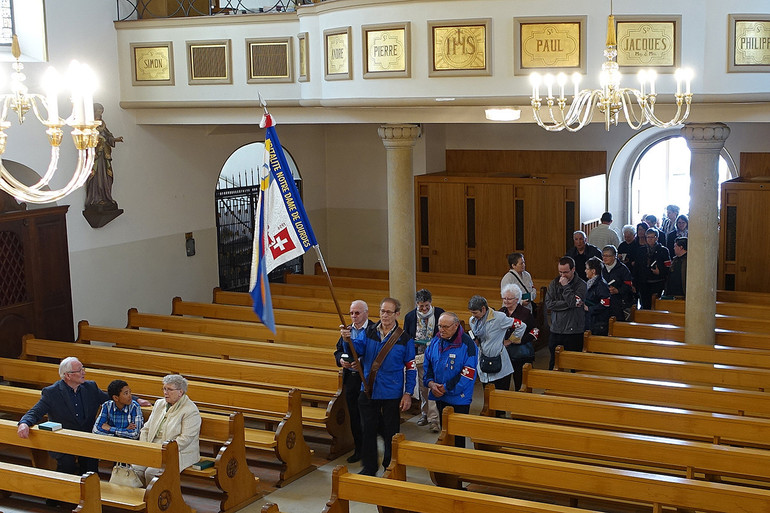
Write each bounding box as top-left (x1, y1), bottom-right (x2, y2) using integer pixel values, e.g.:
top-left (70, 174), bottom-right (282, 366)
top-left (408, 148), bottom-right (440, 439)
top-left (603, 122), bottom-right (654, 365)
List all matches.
top-left (429, 19), bottom-right (490, 76)
top-left (616, 17), bottom-right (679, 70)
top-left (131, 42), bottom-right (174, 85)
top-left (729, 15), bottom-right (770, 72)
top-left (363, 23), bottom-right (410, 78)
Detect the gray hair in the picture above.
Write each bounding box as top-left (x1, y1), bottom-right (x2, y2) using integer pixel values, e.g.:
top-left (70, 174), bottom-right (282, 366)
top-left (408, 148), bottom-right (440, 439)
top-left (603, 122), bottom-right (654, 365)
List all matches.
top-left (415, 289), bottom-right (432, 303)
top-left (468, 295), bottom-right (488, 311)
top-left (501, 283), bottom-right (522, 301)
top-left (439, 312), bottom-right (460, 325)
top-left (350, 299), bottom-right (368, 313)
top-left (602, 245), bottom-right (617, 257)
top-left (621, 224), bottom-right (635, 236)
top-left (162, 374), bottom-right (188, 393)
top-left (59, 357), bottom-right (81, 379)
top-left (573, 230), bottom-right (587, 239)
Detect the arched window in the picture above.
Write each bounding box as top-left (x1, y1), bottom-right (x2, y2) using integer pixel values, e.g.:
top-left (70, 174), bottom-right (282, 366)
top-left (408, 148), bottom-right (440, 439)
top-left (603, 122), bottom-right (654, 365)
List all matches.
top-left (215, 142), bottom-right (303, 292)
top-left (629, 136), bottom-right (735, 223)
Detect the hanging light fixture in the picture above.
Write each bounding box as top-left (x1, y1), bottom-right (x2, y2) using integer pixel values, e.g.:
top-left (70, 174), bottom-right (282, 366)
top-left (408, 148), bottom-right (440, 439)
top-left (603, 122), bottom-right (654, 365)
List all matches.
top-left (0, 36), bottom-right (100, 203)
top-left (529, 5), bottom-right (693, 132)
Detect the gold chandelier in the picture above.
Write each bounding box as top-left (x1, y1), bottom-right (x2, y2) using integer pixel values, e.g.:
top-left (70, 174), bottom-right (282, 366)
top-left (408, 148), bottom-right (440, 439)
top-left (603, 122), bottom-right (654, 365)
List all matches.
top-left (530, 12), bottom-right (693, 132)
top-left (0, 36), bottom-right (99, 203)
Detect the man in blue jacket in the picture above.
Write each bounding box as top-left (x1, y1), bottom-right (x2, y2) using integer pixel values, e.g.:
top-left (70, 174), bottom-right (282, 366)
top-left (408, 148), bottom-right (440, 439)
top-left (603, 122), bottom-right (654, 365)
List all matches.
top-left (17, 357), bottom-right (110, 476)
top-left (423, 312), bottom-right (477, 448)
top-left (341, 297), bottom-right (416, 476)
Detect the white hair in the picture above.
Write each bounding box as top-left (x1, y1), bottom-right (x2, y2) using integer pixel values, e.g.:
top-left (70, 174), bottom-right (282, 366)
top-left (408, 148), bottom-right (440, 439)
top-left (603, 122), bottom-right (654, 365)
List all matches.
top-left (501, 283), bottom-right (522, 301)
top-left (58, 357), bottom-right (81, 379)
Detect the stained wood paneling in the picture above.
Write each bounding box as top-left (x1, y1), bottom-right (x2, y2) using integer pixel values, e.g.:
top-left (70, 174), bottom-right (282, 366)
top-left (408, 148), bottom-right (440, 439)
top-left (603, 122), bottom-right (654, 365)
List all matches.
top-left (446, 149), bottom-right (606, 177)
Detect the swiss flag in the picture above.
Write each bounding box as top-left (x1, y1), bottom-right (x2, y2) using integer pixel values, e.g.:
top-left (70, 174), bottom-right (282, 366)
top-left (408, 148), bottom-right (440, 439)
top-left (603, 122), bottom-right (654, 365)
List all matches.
top-left (461, 366), bottom-right (476, 380)
top-left (406, 359), bottom-right (416, 370)
top-left (268, 227), bottom-right (297, 259)
top-left (513, 319), bottom-right (524, 328)
top-left (600, 297), bottom-right (611, 307)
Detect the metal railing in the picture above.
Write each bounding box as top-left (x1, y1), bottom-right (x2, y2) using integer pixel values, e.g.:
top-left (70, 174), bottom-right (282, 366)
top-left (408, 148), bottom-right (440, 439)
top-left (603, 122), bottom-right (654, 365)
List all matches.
top-left (115, 0), bottom-right (312, 21)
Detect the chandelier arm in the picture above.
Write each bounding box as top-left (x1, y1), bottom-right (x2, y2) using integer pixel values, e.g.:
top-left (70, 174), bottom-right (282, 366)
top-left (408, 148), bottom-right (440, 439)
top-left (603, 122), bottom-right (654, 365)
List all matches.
top-left (643, 100), bottom-right (686, 128)
top-left (618, 91), bottom-right (647, 131)
top-left (0, 147), bottom-right (93, 203)
top-left (0, 146), bottom-right (60, 191)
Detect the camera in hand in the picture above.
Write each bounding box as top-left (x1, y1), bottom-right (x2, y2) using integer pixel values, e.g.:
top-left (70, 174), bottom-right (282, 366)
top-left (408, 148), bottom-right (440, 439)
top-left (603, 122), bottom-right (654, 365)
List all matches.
top-left (341, 353), bottom-right (355, 363)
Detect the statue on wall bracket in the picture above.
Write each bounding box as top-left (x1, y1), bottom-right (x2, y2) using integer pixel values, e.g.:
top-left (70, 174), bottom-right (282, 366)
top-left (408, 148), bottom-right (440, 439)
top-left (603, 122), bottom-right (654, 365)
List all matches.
top-left (82, 102), bottom-right (124, 228)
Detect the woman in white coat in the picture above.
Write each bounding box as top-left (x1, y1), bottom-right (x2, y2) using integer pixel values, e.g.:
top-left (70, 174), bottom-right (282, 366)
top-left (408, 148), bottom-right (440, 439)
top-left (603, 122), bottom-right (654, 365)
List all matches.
top-left (134, 374), bottom-right (201, 486)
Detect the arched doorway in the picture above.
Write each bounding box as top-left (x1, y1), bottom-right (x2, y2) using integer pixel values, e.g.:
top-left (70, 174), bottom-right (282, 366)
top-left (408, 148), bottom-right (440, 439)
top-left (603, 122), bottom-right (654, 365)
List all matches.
top-left (215, 142), bottom-right (303, 292)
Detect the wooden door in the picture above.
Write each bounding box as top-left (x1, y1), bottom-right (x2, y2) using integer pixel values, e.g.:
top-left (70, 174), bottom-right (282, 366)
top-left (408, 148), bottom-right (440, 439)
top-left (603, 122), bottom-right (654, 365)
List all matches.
top-left (473, 184), bottom-right (514, 277)
top-left (733, 190), bottom-right (770, 292)
top-left (418, 182), bottom-right (467, 274)
top-left (520, 184), bottom-right (568, 283)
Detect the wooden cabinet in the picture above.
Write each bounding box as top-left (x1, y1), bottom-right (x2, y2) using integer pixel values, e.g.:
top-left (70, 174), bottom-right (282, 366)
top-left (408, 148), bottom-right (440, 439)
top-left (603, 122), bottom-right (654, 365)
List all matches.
top-left (719, 179), bottom-right (770, 292)
top-left (0, 205), bottom-right (74, 358)
top-left (416, 175), bottom-right (580, 282)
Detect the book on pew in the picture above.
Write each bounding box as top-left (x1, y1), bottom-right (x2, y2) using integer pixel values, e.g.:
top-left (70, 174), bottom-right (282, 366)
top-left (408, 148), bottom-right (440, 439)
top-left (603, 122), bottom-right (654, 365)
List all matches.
top-left (38, 421), bottom-right (62, 431)
top-left (191, 459), bottom-right (214, 471)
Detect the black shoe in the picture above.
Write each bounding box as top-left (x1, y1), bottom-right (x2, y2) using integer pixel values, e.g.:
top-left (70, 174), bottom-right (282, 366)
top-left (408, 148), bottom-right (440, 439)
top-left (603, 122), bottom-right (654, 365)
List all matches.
top-left (358, 468), bottom-right (377, 476)
top-left (346, 453), bottom-right (361, 463)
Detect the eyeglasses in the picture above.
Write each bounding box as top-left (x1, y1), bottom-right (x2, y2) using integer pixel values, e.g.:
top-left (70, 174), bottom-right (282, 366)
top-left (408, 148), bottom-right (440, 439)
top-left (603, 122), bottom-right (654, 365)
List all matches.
top-left (379, 309), bottom-right (397, 315)
top-left (162, 387), bottom-right (181, 393)
top-left (66, 367), bottom-right (85, 374)
top-left (437, 323), bottom-right (456, 329)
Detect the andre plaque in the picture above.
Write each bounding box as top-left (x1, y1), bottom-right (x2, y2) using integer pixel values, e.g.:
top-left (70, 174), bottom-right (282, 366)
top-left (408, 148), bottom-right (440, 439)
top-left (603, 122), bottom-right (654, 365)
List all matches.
top-left (325, 27), bottom-right (352, 80)
top-left (429, 19), bottom-right (490, 76)
top-left (515, 17), bottom-right (585, 74)
top-left (363, 23), bottom-right (410, 78)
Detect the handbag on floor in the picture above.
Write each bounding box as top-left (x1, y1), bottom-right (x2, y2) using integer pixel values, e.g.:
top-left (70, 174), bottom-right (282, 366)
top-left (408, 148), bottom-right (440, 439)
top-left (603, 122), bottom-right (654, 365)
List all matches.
top-left (110, 462), bottom-right (143, 488)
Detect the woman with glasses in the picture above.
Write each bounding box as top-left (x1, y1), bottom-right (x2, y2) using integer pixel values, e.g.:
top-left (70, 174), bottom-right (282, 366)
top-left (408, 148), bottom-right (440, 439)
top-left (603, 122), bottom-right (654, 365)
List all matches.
top-left (134, 374), bottom-right (201, 486)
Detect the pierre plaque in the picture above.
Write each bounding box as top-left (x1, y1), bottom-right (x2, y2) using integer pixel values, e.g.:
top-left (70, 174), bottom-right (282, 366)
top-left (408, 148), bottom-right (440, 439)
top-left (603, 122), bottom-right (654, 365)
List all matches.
top-left (366, 28), bottom-right (406, 74)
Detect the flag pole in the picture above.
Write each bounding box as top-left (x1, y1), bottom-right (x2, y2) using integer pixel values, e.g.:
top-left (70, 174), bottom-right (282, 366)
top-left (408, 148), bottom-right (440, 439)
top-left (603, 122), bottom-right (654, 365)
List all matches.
top-left (314, 244), bottom-right (369, 393)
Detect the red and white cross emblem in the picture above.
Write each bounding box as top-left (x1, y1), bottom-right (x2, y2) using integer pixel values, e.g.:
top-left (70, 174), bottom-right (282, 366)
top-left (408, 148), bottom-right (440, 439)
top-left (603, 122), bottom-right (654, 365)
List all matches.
top-left (268, 227), bottom-right (296, 259)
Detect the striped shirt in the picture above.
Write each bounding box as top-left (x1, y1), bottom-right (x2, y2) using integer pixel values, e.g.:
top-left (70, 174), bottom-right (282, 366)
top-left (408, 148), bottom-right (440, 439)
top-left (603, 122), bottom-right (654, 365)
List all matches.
top-left (92, 399), bottom-right (144, 439)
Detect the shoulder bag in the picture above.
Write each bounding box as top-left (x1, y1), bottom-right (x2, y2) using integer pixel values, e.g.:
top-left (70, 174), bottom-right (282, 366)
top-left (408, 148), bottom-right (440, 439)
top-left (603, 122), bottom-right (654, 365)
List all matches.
top-left (110, 462), bottom-right (144, 488)
top-left (365, 326), bottom-right (404, 397)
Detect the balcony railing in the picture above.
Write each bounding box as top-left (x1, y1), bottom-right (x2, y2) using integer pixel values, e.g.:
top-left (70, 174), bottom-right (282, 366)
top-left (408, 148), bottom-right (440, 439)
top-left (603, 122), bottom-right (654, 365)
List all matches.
top-left (114, 0), bottom-right (318, 21)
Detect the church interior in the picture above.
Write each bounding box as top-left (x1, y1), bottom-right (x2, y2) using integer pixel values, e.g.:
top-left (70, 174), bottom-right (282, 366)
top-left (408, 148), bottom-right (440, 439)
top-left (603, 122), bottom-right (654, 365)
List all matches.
top-left (1, 0), bottom-right (770, 512)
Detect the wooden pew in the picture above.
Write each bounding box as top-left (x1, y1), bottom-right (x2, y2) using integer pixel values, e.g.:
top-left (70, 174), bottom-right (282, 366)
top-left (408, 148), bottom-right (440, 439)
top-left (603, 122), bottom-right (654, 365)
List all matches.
top-left (388, 430), bottom-right (770, 511)
top-left (12, 342), bottom-right (350, 461)
top-left (632, 308), bottom-right (770, 333)
top-left (717, 289), bottom-right (770, 305)
top-left (483, 386), bottom-right (770, 450)
top-left (0, 463), bottom-right (102, 513)
top-left (23, 337), bottom-right (341, 399)
top-left (0, 418), bottom-right (191, 513)
top-left (0, 358), bottom-right (316, 481)
top-left (322, 465), bottom-right (598, 513)
top-left (171, 296), bottom-right (350, 330)
top-left (442, 406), bottom-right (770, 484)
top-left (584, 334), bottom-right (770, 370)
top-left (608, 318), bottom-right (770, 350)
top-left (521, 363), bottom-right (770, 418)
top-left (554, 345), bottom-right (770, 391)
top-left (652, 297), bottom-right (770, 318)
top-left (78, 321), bottom-right (338, 371)
top-left (0, 382), bottom-right (261, 508)
top-left (127, 308), bottom-right (339, 348)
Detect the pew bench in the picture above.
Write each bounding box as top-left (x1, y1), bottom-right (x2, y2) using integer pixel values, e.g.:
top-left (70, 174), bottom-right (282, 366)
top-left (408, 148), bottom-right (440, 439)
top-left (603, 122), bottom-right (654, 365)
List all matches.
top-left (482, 386), bottom-right (770, 450)
top-left (0, 462), bottom-right (102, 513)
top-left (632, 308), bottom-right (770, 333)
top-left (0, 418), bottom-right (192, 513)
top-left (0, 383), bottom-right (261, 509)
top-left (521, 363), bottom-right (770, 418)
top-left (584, 333), bottom-right (770, 370)
top-left (127, 308), bottom-right (339, 348)
top-left (387, 430), bottom-right (770, 512)
top-left (322, 465), bottom-right (597, 513)
top-left (717, 289), bottom-right (770, 305)
top-left (0, 357), bottom-right (330, 470)
top-left (652, 297), bottom-right (770, 318)
top-left (172, 297), bottom-right (349, 331)
top-left (439, 407), bottom-right (770, 485)
top-left (554, 345), bottom-right (770, 391)
top-left (78, 321), bottom-right (338, 371)
top-left (608, 318), bottom-right (770, 350)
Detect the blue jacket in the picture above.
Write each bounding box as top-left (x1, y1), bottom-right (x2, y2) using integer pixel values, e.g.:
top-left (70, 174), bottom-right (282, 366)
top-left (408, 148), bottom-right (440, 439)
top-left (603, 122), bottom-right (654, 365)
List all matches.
top-left (20, 380), bottom-right (109, 432)
top-left (349, 321), bottom-right (416, 400)
top-left (423, 325), bottom-right (477, 406)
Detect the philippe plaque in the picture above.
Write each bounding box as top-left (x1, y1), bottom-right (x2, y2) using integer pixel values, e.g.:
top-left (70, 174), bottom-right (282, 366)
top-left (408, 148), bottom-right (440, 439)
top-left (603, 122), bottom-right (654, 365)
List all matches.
top-left (429, 20), bottom-right (490, 76)
top-left (734, 20), bottom-right (770, 66)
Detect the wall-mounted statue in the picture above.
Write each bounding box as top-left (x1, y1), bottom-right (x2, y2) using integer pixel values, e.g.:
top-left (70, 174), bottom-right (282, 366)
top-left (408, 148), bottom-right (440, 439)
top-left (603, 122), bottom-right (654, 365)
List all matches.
top-left (83, 103), bottom-right (124, 228)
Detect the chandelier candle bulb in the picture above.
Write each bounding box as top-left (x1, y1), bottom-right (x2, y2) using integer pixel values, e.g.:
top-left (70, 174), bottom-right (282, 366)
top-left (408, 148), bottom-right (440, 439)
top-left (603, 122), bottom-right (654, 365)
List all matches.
top-left (571, 73), bottom-right (581, 97)
top-left (530, 72), bottom-right (541, 100)
top-left (557, 72), bottom-right (567, 99)
top-left (544, 73), bottom-right (554, 99)
top-left (42, 67), bottom-right (59, 125)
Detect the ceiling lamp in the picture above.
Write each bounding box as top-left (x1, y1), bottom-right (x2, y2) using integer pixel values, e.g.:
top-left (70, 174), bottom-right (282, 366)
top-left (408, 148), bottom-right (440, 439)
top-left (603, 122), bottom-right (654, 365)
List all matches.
top-left (0, 36), bottom-right (99, 203)
top-left (530, 10), bottom-right (693, 132)
top-left (485, 107), bottom-right (521, 122)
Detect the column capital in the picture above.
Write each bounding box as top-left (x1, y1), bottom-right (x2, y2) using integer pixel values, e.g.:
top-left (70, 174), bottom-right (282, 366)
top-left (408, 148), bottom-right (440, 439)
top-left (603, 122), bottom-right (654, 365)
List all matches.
top-left (378, 124), bottom-right (421, 148)
top-left (681, 123), bottom-right (731, 151)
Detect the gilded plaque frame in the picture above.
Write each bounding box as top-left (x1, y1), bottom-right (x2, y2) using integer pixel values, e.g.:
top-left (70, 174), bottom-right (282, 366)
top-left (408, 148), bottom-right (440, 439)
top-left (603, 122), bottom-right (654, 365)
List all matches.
top-left (246, 37), bottom-right (293, 83)
top-left (614, 16), bottom-right (680, 71)
top-left (514, 16), bottom-right (586, 75)
top-left (428, 19), bottom-right (491, 77)
top-left (324, 27), bottom-right (352, 81)
top-left (298, 32), bottom-right (309, 82)
top-left (131, 42), bottom-right (174, 86)
top-left (362, 22), bottom-right (410, 79)
top-left (728, 14), bottom-right (770, 72)
top-left (186, 39), bottom-right (232, 85)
